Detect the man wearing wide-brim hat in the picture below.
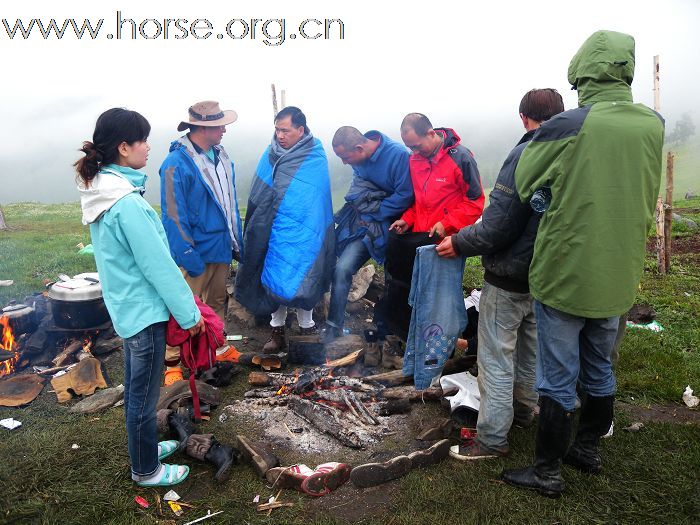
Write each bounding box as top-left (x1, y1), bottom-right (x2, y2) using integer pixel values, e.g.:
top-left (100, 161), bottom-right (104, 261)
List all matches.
top-left (159, 101), bottom-right (243, 383)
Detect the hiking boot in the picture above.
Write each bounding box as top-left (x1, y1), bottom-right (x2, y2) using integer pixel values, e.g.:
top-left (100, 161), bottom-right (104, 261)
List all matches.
top-left (235, 435), bottom-right (280, 477)
top-left (564, 394), bottom-right (614, 475)
top-left (407, 439), bottom-right (451, 469)
top-left (204, 439), bottom-right (240, 482)
top-left (350, 455), bottom-right (411, 488)
top-left (263, 326), bottom-right (286, 354)
top-left (299, 325), bottom-right (319, 336)
top-left (416, 418), bottom-right (453, 441)
top-left (501, 396), bottom-right (572, 498)
top-left (301, 462), bottom-right (353, 496)
top-left (449, 440), bottom-right (508, 461)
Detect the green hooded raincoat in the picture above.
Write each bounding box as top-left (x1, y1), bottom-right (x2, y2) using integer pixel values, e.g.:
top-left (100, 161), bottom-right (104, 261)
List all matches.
top-left (515, 30), bottom-right (665, 318)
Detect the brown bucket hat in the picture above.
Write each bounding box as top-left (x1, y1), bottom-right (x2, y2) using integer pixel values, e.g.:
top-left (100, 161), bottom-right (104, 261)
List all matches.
top-left (177, 100), bottom-right (238, 132)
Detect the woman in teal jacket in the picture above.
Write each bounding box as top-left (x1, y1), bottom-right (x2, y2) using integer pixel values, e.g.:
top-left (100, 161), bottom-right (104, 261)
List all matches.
top-left (76, 108), bottom-right (204, 487)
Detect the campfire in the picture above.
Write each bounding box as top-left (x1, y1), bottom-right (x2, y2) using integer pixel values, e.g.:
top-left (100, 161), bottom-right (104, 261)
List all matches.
top-left (0, 316), bottom-right (18, 378)
top-left (220, 350), bottom-right (456, 452)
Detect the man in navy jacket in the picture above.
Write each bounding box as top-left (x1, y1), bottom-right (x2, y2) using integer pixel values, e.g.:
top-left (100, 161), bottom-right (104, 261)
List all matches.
top-left (323, 126), bottom-right (414, 339)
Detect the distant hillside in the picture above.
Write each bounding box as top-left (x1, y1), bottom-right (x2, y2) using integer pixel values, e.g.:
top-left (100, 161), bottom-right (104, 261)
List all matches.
top-left (663, 135), bottom-right (700, 198)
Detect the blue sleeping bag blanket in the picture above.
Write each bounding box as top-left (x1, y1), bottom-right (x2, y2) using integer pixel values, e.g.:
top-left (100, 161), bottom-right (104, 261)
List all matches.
top-left (235, 133), bottom-right (335, 315)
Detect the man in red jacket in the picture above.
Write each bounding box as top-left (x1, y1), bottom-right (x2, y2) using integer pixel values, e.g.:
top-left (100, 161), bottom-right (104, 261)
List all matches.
top-left (392, 113), bottom-right (484, 237)
top-left (377, 113), bottom-right (484, 339)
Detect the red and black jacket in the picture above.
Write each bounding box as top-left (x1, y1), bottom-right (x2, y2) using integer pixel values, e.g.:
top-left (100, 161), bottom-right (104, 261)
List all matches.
top-left (401, 128), bottom-right (484, 234)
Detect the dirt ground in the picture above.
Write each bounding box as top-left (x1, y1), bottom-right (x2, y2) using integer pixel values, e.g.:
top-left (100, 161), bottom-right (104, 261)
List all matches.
top-left (617, 401), bottom-right (700, 425)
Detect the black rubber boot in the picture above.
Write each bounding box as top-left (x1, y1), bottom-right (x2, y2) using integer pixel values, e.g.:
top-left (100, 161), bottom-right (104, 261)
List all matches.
top-left (204, 439), bottom-right (241, 482)
top-left (501, 396), bottom-right (573, 498)
top-left (169, 412), bottom-right (197, 452)
top-left (564, 394), bottom-right (614, 474)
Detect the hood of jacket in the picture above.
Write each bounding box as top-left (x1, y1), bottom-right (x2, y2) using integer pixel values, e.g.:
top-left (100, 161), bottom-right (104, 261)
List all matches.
top-left (568, 30), bottom-right (635, 106)
top-left (435, 127), bottom-right (461, 152)
top-left (79, 165), bottom-right (146, 225)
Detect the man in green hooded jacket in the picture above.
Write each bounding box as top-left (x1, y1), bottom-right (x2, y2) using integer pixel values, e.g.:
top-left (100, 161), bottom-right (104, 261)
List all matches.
top-left (501, 30), bottom-right (664, 497)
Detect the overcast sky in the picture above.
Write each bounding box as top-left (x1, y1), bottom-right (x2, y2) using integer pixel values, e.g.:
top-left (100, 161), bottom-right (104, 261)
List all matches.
top-left (1, 0), bottom-right (698, 204)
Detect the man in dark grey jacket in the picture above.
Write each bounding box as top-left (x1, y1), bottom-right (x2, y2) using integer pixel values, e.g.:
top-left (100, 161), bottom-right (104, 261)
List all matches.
top-left (436, 89), bottom-right (564, 459)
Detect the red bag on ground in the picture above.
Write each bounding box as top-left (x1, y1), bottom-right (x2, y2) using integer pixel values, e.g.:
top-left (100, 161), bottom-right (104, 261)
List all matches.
top-left (166, 296), bottom-right (224, 420)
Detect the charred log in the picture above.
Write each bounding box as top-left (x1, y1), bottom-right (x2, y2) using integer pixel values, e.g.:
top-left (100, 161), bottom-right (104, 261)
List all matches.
top-left (288, 397), bottom-right (364, 449)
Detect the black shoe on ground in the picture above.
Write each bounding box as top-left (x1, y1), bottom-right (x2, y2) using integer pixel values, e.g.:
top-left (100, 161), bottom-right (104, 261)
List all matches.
top-left (204, 439), bottom-right (240, 482)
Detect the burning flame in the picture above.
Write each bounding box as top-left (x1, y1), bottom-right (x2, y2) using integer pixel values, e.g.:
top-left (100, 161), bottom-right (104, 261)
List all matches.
top-left (0, 316), bottom-right (18, 378)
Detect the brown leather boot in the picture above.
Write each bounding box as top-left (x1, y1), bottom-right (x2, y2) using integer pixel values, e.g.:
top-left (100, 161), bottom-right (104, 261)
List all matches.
top-left (262, 326), bottom-right (286, 354)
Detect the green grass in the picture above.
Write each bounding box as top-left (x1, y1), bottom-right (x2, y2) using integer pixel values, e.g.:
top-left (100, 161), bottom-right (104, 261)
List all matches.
top-left (663, 136), bottom-right (700, 199)
top-left (0, 202), bottom-right (699, 524)
top-left (0, 203), bottom-right (96, 305)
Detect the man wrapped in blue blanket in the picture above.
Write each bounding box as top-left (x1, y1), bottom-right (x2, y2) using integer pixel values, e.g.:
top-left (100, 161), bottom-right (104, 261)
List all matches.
top-left (235, 107), bottom-right (335, 352)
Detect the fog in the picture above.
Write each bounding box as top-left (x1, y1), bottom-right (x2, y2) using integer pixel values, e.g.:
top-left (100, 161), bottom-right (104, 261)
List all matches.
top-left (1, 0), bottom-right (698, 207)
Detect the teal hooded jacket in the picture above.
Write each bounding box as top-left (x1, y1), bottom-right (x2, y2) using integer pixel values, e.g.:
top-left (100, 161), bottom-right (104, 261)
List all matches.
top-left (79, 165), bottom-right (200, 338)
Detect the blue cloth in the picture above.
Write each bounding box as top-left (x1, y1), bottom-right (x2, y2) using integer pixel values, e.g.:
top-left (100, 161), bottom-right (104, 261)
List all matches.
top-left (124, 322), bottom-right (166, 478)
top-left (334, 131), bottom-right (413, 264)
top-left (326, 238), bottom-right (371, 329)
top-left (534, 301), bottom-right (618, 411)
top-left (85, 166), bottom-right (200, 339)
top-left (235, 133), bottom-right (335, 315)
top-left (403, 245), bottom-right (467, 390)
top-left (334, 178), bottom-right (387, 262)
top-left (159, 137), bottom-right (243, 277)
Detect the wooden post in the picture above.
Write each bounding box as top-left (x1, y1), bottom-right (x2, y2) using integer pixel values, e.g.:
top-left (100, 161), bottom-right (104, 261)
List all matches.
top-left (655, 197), bottom-right (666, 274)
top-left (653, 56), bottom-right (660, 112)
top-left (0, 206), bottom-right (7, 231)
top-left (664, 152), bottom-right (674, 272)
top-left (271, 83), bottom-right (278, 117)
top-left (281, 89), bottom-right (286, 108)
top-left (653, 55), bottom-right (667, 273)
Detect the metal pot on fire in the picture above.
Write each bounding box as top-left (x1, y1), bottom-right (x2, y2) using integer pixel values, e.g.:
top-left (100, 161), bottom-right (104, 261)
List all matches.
top-left (48, 272), bottom-right (111, 329)
top-left (1, 302), bottom-right (37, 335)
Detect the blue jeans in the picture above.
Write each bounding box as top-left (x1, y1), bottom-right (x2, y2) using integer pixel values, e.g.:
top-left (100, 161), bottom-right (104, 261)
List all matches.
top-left (476, 283), bottom-right (538, 450)
top-left (403, 246), bottom-right (467, 390)
top-left (534, 301), bottom-right (618, 411)
top-left (327, 239), bottom-right (370, 329)
top-left (123, 322), bottom-right (166, 479)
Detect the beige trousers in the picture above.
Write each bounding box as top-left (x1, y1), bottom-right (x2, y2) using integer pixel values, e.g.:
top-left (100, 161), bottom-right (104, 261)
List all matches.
top-left (165, 263), bottom-right (229, 365)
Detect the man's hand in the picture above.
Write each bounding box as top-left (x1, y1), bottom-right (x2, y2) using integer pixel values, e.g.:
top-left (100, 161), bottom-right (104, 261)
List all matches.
top-left (428, 221), bottom-right (446, 238)
top-left (389, 219), bottom-right (409, 234)
top-left (188, 316), bottom-right (205, 337)
top-left (436, 236), bottom-right (458, 258)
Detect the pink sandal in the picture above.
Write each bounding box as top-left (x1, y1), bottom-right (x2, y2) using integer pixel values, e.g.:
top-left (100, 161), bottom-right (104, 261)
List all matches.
top-left (301, 462), bottom-right (352, 497)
